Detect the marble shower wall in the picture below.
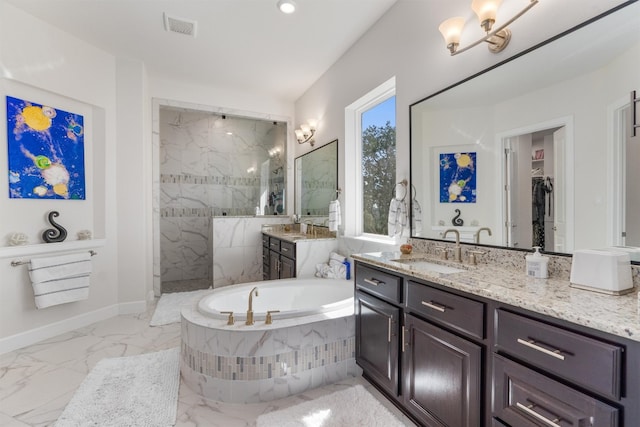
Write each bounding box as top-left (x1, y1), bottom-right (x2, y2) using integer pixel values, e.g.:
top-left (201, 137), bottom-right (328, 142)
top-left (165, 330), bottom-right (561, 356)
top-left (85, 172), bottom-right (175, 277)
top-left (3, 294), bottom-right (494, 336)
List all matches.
top-left (159, 107), bottom-right (287, 292)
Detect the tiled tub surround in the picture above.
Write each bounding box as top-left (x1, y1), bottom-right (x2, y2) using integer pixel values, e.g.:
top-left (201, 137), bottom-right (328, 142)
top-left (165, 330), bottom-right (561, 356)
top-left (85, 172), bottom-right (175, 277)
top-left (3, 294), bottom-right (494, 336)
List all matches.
top-left (180, 289), bottom-right (357, 403)
top-left (353, 248), bottom-right (640, 341)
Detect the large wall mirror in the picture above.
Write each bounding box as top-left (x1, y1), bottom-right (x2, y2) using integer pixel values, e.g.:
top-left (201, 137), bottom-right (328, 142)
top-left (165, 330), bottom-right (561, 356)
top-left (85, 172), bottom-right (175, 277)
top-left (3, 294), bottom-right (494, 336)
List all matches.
top-left (410, 1), bottom-right (639, 262)
top-left (295, 139), bottom-right (338, 222)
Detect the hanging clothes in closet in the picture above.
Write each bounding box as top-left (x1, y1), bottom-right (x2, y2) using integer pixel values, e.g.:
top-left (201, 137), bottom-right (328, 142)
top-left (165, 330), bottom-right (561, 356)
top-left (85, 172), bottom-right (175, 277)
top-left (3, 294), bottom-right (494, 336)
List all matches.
top-left (532, 177), bottom-right (553, 249)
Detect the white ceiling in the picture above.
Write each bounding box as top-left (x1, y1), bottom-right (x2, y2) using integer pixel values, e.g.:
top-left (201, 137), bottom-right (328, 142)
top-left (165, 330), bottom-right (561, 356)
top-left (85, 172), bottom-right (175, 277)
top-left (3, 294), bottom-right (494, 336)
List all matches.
top-left (5, 0), bottom-right (398, 102)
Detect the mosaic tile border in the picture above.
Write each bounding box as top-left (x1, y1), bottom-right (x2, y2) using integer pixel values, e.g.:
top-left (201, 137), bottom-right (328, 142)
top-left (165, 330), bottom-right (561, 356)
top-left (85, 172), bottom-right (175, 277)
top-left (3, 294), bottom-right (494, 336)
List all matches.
top-left (181, 337), bottom-right (355, 381)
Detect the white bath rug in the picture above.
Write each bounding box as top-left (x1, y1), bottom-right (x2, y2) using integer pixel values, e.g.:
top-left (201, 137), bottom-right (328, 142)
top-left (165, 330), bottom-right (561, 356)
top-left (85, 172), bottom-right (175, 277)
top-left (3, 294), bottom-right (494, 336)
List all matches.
top-left (150, 289), bottom-right (211, 326)
top-left (256, 385), bottom-right (408, 427)
top-left (54, 347), bottom-right (180, 427)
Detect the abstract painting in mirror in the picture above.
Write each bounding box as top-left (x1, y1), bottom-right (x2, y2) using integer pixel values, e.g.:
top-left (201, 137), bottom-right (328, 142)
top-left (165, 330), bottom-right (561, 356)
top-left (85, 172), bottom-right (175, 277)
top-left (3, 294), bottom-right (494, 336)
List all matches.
top-left (410, 2), bottom-right (639, 261)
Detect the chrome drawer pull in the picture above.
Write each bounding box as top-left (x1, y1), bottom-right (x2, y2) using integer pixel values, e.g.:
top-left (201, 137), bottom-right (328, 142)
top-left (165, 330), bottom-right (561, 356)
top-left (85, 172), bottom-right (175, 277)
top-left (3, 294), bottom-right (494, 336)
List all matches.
top-left (517, 338), bottom-right (566, 361)
top-left (364, 278), bottom-right (384, 286)
top-left (388, 318), bottom-right (392, 343)
top-left (515, 402), bottom-right (562, 427)
top-left (421, 300), bottom-right (446, 312)
top-left (282, 247), bottom-right (289, 252)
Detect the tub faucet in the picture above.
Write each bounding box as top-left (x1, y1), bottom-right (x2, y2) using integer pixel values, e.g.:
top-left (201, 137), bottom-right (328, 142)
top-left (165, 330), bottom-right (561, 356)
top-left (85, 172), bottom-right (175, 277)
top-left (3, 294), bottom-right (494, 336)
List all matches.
top-left (246, 287), bottom-right (259, 325)
top-left (475, 227), bottom-right (492, 243)
top-left (442, 229), bottom-right (462, 262)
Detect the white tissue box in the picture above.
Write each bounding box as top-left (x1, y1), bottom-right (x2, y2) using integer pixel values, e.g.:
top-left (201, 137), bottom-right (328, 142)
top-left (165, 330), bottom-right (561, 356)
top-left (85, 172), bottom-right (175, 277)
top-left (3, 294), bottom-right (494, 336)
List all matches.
top-left (570, 249), bottom-right (633, 295)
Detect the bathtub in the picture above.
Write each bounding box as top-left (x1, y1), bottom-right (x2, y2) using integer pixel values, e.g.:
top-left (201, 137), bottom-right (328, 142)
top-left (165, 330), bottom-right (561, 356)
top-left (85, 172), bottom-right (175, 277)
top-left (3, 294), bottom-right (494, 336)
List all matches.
top-left (180, 277), bottom-right (359, 403)
top-left (197, 277), bottom-right (354, 321)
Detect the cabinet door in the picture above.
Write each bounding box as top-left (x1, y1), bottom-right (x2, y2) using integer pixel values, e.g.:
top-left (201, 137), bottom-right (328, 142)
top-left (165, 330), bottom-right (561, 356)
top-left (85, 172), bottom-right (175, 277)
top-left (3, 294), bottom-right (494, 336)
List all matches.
top-left (269, 250), bottom-right (279, 280)
top-left (280, 256), bottom-right (295, 279)
top-left (355, 290), bottom-right (400, 396)
top-left (403, 313), bottom-right (482, 427)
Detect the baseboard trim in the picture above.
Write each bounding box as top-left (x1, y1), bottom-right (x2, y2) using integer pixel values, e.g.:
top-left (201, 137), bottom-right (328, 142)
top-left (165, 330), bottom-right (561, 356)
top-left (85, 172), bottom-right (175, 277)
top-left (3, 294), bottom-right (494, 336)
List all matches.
top-left (119, 300), bottom-right (147, 315)
top-left (0, 300), bottom-right (147, 355)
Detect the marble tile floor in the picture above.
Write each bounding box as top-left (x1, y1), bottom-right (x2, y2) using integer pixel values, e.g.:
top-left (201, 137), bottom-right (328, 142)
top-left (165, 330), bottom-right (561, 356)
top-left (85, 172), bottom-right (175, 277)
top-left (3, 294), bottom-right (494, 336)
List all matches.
top-left (0, 302), bottom-right (416, 427)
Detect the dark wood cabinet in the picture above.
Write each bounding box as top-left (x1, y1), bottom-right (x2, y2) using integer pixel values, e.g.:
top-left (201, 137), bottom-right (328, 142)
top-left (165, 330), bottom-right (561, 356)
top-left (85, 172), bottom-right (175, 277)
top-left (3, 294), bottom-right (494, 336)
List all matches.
top-left (354, 259), bottom-right (640, 427)
top-left (262, 234), bottom-right (295, 280)
top-left (403, 313), bottom-right (482, 427)
top-left (355, 289), bottom-right (401, 396)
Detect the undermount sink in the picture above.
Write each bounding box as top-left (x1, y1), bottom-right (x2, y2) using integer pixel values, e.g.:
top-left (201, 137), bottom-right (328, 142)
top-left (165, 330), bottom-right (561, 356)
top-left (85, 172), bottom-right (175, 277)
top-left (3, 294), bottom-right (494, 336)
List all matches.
top-left (392, 258), bottom-right (466, 274)
top-left (280, 233), bottom-right (309, 240)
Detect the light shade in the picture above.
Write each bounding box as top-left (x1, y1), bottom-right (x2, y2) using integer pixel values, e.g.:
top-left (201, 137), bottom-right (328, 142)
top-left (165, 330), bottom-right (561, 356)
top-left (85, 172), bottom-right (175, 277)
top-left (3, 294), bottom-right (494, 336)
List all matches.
top-left (438, 17), bottom-right (466, 51)
top-left (471, 0), bottom-right (503, 32)
top-left (277, 0), bottom-right (296, 14)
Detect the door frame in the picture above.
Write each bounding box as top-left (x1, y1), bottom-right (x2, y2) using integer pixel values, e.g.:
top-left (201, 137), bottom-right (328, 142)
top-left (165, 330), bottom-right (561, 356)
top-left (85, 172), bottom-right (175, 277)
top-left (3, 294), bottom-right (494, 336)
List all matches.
top-left (497, 116), bottom-right (574, 252)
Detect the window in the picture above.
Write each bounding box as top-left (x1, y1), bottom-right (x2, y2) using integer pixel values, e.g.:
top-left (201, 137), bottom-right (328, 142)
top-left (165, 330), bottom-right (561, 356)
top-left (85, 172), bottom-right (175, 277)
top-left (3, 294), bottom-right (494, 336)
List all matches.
top-left (344, 77), bottom-right (396, 238)
top-left (361, 96), bottom-right (396, 235)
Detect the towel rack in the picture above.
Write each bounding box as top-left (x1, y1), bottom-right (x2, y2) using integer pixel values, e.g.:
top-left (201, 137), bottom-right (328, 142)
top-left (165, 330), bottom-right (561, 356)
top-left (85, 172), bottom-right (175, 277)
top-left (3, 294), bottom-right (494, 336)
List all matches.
top-left (11, 250), bottom-right (97, 267)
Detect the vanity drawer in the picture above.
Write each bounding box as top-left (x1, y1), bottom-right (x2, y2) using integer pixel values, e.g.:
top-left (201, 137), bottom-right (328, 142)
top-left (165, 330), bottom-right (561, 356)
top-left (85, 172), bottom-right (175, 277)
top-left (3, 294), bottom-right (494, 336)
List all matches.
top-left (495, 309), bottom-right (623, 400)
top-left (280, 240), bottom-right (295, 259)
top-left (406, 281), bottom-right (485, 340)
top-left (493, 354), bottom-right (618, 427)
top-left (268, 237), bottom-right (280, 251)
top-left (262, 234), bottom-right (269, 247)
top-left (355, 263), bottom-right (402, 304)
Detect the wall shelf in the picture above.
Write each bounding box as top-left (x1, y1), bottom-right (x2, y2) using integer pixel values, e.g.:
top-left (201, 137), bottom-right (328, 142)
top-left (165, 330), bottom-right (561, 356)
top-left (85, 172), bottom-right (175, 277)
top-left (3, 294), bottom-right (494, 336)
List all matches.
top-left (0, 239), bottom-right (106, 260)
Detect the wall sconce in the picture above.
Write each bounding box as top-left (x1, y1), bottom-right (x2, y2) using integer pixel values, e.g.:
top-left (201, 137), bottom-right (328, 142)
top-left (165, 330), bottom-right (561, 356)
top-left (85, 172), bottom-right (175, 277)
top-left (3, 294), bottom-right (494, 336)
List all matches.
top-left (439, 0), bottom-right (538, 56)
top-left (268, 147), bottom-right (281, 158)
top-left (294, 119), bottom-right (317, 146)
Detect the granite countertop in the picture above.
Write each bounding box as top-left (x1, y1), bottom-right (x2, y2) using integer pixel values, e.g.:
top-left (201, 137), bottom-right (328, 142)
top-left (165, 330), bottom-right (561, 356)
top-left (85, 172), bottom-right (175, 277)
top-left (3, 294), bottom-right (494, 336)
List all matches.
top-left (352, 251), bottom-right (640, 342)
top-left (262, 225), bottom-right (337, 243)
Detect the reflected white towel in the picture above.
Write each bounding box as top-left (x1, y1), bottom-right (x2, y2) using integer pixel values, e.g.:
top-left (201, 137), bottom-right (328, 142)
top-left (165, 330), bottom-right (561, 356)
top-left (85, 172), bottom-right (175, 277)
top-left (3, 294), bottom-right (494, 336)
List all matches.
top-left (412, 198), bottom-right (423, 234)
top-left (29, 253), bottom-right (92, 309)
top-left (329, 200), bottom-right (341, 232)
top-left (387, 198), bottom-right (408, 237)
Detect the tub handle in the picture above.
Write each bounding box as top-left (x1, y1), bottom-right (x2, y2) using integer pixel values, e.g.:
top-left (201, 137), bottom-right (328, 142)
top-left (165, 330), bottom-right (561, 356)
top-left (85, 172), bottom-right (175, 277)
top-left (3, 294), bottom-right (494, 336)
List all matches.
top-left (265, 310), bottom-right (280, 325)
top-left (220, 311), bottom-right (235, 325)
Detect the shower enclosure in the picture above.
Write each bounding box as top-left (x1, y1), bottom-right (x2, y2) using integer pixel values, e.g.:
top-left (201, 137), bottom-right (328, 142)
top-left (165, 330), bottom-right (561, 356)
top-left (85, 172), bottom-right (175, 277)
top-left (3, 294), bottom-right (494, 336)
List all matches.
top-left (158, 106), bottom-right (287, 293)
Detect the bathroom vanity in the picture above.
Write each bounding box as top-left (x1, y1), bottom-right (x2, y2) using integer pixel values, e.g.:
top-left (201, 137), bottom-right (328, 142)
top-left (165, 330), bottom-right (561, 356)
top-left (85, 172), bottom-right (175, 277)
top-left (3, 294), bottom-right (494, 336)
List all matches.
top-left (353, 253), bottom-right (640, 427)
top-left (262, 234), bottom-right (296, 280)
top-left (261, 225), bottom-right (339, 279)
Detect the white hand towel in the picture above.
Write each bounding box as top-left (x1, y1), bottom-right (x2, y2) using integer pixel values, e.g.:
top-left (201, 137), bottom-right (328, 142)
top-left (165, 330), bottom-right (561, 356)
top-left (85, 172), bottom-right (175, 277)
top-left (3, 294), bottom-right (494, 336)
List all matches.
top-left (412, 198), bottom-right (423, 234)
top-left (387, 198), bottom-right (408, 237)
top-left (29, 252), bottom-right (92, 309)
top-left (329, 200), bottom-right (341, 232)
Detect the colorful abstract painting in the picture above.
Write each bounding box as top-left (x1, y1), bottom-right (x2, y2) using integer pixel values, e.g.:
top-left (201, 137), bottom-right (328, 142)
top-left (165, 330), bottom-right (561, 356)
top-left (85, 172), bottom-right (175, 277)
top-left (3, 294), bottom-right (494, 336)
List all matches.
top-left (439, 152), bottom-right (476, 203)
top-left (7, 96), bottom-right (85, 200)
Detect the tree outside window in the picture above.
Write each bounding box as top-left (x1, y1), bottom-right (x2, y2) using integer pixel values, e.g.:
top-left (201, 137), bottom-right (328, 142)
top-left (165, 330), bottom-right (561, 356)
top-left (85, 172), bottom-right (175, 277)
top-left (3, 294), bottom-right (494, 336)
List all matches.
top-left (361, 96), bottom-right (396, 236)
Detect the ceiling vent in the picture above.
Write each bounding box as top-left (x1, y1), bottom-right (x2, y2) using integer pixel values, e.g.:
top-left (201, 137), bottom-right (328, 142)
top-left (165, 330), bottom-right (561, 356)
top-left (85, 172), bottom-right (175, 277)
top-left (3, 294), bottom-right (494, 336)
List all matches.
top-left (163, 13), bottom-right (197, 37)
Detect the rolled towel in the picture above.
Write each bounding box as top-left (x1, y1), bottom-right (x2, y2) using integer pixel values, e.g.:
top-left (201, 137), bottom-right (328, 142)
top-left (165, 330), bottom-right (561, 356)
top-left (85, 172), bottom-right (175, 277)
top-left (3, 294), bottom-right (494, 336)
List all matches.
top-left (329, 252), bottom-right (346, 267)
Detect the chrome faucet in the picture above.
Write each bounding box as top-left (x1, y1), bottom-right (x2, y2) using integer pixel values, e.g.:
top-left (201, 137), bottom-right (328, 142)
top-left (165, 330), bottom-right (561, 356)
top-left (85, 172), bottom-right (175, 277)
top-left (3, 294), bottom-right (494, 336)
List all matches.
top-left (475, 227), bottom-right (492, 244)
top-left (442, 229), bottom-right (462, 262)
top-left (246, 286), bottom-right (259, 325)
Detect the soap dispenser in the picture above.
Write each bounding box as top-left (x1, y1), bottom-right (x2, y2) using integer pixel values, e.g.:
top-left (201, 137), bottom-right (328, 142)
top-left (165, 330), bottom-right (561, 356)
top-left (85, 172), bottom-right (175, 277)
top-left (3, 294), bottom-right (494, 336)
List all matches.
top-left (526, 246), bottom-right (549, 278)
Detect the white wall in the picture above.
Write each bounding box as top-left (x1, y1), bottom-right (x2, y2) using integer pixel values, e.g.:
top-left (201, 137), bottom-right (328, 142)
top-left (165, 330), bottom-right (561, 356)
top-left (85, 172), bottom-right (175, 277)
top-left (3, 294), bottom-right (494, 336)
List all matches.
top-left (0, 1), bottom-right (119, 351)
top-left (0, 0), bottom-right (299, 351)
top-left (294, 0), bottom-right (630, 246)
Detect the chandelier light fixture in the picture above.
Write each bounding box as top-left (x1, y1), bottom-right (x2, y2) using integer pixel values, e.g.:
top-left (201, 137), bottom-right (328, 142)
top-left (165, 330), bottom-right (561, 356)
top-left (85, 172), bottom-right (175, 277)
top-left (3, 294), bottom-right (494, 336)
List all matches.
top-left (295, 119), bottom-right (317, 146)
top-left (439, 0), bottom-right (539, 56)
